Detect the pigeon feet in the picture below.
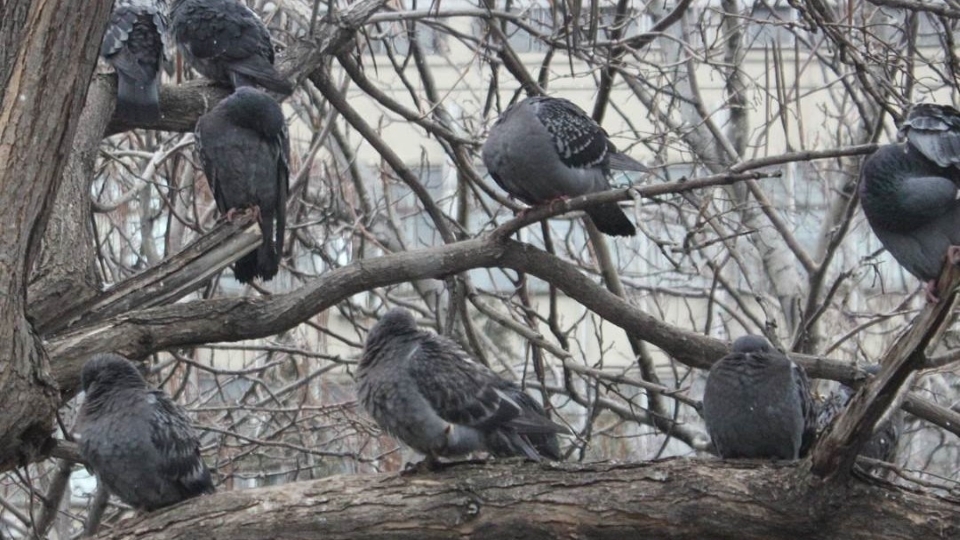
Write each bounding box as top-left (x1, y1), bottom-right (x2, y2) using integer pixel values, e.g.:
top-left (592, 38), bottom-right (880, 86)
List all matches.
top-left (224, 207), bottom-right (242, 222)
top-left (948, 245), bottom-right (960, 266)
top-left (401, 456), bottom-right (443, 475)
top-left (926, 246), bottom-right (960, 302)
top-left (224, 205), bottom-right (262, 224)
top-left (399, 456), bottom-right (490, 475)
top-left (924, 279), bottom-right (941, 304)
top-left (547, 195), bottom-right (571, 213)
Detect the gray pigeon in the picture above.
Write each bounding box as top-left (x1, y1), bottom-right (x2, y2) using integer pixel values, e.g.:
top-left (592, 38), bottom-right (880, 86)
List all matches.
top-left (170, 0), bottom-right (293, 94)
top-left (481, 95), bottom-right (647, 237)
top-left (101, 0), bottom-right (168, 123)
top-left (75, 353), bottom-right (214, 511)
top-left (195, 87), bottom-right (289, 283)
top-left (356, 307), bottom-right (568, 465)
top-left (860, 103), bottom-right (960, 301)
top-left (702, 335), bottom-right (817, 460)
top-left (816, 365), bottom-right (902, 473)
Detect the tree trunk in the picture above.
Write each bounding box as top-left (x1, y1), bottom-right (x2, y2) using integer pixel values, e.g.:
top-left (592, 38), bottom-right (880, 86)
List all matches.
top-left (0, 0), bottom-right (112, 469)
top-left (95, 460), bottom-right (958, 540)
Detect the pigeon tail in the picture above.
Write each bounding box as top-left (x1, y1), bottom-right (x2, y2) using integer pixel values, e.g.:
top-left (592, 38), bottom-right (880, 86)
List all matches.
top-left (116, 71), bottom-right (161, 124)
top-left (256, 212), bottom-right (280, 280)
top-left (175, 461), bottom-right (216, 500)
top-left (232, 250), bottom-right (259, 284)
top-left (230, 61), bottom-right (294, 96)
top-left (607, 152), bottom-right (648, 172)
top-left (233, 219), bottom-right (280, 283)
top-left (586, 203), bottom-right (636, 236)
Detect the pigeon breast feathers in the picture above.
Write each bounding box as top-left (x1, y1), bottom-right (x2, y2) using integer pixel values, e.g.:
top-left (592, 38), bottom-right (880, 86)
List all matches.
top-left (703, 336), bottom-right (815, 460)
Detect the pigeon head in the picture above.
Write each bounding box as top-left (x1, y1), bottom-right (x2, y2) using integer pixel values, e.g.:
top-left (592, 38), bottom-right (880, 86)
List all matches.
top-left (81, 353), bottom-right (149, 394)
top-left (731, 335), bottom-right (774, 354)
top-left (367, 308), bottom-right (419, 341)
top-left (215, 88), bottom-right (286, 138)
top-left (360, 308), bottom-right (421, 366)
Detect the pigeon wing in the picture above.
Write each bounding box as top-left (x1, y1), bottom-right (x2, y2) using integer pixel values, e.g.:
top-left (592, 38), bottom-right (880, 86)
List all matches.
top-left (274, 124), bottom-right (290, 256)
top-left (179, 2), bottom-right (271, 63)
top-left (790, 360), bottom-right (818, 458)
top-left (148, 390), bottom-right (214, 496)
top-left (532, 97), bottom-right (610, 170)
top-left (101, 7), bottom-right (138, 59)
top-left (407, 339), bottom-right (523, 430)
top-left (901, 104), bottom-right (960, 168)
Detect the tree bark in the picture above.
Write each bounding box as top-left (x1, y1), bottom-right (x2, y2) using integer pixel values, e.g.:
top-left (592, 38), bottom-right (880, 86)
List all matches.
top-left (94, 460), bottom-right (959, 540)
top-left (0, 0), bottom-right (112, 469)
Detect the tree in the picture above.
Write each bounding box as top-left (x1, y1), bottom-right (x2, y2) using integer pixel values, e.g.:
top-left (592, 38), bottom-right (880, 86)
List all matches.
top-left (1, 0), bottom-right (960, 538)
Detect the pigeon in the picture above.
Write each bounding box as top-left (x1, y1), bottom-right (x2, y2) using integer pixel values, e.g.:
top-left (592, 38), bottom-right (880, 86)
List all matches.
top-left (75, 353), bottom-right (214, 511)
top-left (481, 95), bottom-right (647, 237)
top-left (170, 0), bottom-right (293, 94)
top-left (860, 103), bottom-right (960, 301)
top-left (356, 307), bottom-right (568, 465)
top-left (702, 335), bottom-right (817, 460)
top-left (816, 365), bottom-right (902, 473)
top-left (101, 0), bottom-right (168, 123)
top-left (195, 87), bottom-right (289, 283)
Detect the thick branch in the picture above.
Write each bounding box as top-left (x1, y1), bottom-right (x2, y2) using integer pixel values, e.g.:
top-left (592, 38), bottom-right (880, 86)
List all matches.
top-left (46, 237), bottom-right (845, 393)
top-left (41, 214), bottom-right (259, 335)
top-left (40, 228), bottom-right (960, 458)
top-left (96, 460), bottom-right (960, 540)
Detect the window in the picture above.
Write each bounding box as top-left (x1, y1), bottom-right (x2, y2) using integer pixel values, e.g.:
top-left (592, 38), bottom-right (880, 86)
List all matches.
top-left (366, 21), bottom-right (447, 56)
top-left (744, 1), bottom-right (800, 48)
top-left (500, 4), bottom-right (650, 53)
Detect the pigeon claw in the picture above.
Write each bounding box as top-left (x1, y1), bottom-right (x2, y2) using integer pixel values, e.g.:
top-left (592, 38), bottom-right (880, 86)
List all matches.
top-left (224, 207), bottom-right (242, 223)
top-left (547, 195), bottom-right (571, 213)
top-left (948, 245), bottom-right (960, 266)
top-left (401, 456), bottom-right (443, 475)
top-left (224, 206), bottom-right (261, 224)
top-left (924, 279), bottom-right (941, 304)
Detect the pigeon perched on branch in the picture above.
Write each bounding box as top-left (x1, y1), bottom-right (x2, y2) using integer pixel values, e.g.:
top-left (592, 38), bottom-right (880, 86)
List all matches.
top-left (101, 0), bottom-right (168, 123)
top-left (195, 87), bottom-right (289, 283)
top-left (482, 95), bottom-right (647, 237)
top-left (170, 0), bottom-right (293, 94)
top-left (860, 103), bottom-right (960, 301)
top-left (702, 335), bottom-right (817, 460)
top-left (75, 353), bottom-right (214, 511)
top-left (357, 308), bottom-right (568, 466)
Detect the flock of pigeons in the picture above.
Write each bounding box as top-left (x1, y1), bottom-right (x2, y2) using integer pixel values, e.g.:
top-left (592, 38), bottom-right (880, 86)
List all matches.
top-left (85, 0), bottom-right (960, 520)
top-left (104, 0), bottom-right (291, 282)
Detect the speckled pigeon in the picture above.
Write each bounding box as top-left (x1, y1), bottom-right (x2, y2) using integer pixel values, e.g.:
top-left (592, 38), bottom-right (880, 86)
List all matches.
top-left (170, 0), bottom-right (293, 94)
top-left (860, 103), bottom-right (960, 301)
top-left (481, 95), bottom-right (647, 237)
top-left (356, 307), bottom-right (568, 465)
top-left (75, 353), bottom-right (214, 511)
top-left (101, 0), bottom-right (168, 123)
top-left (816, 365), bottom-right (902, 473)
top-left (702, 335), bottom-right (817, 460)
top-left (195, 87), bottom-right (289, 283)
